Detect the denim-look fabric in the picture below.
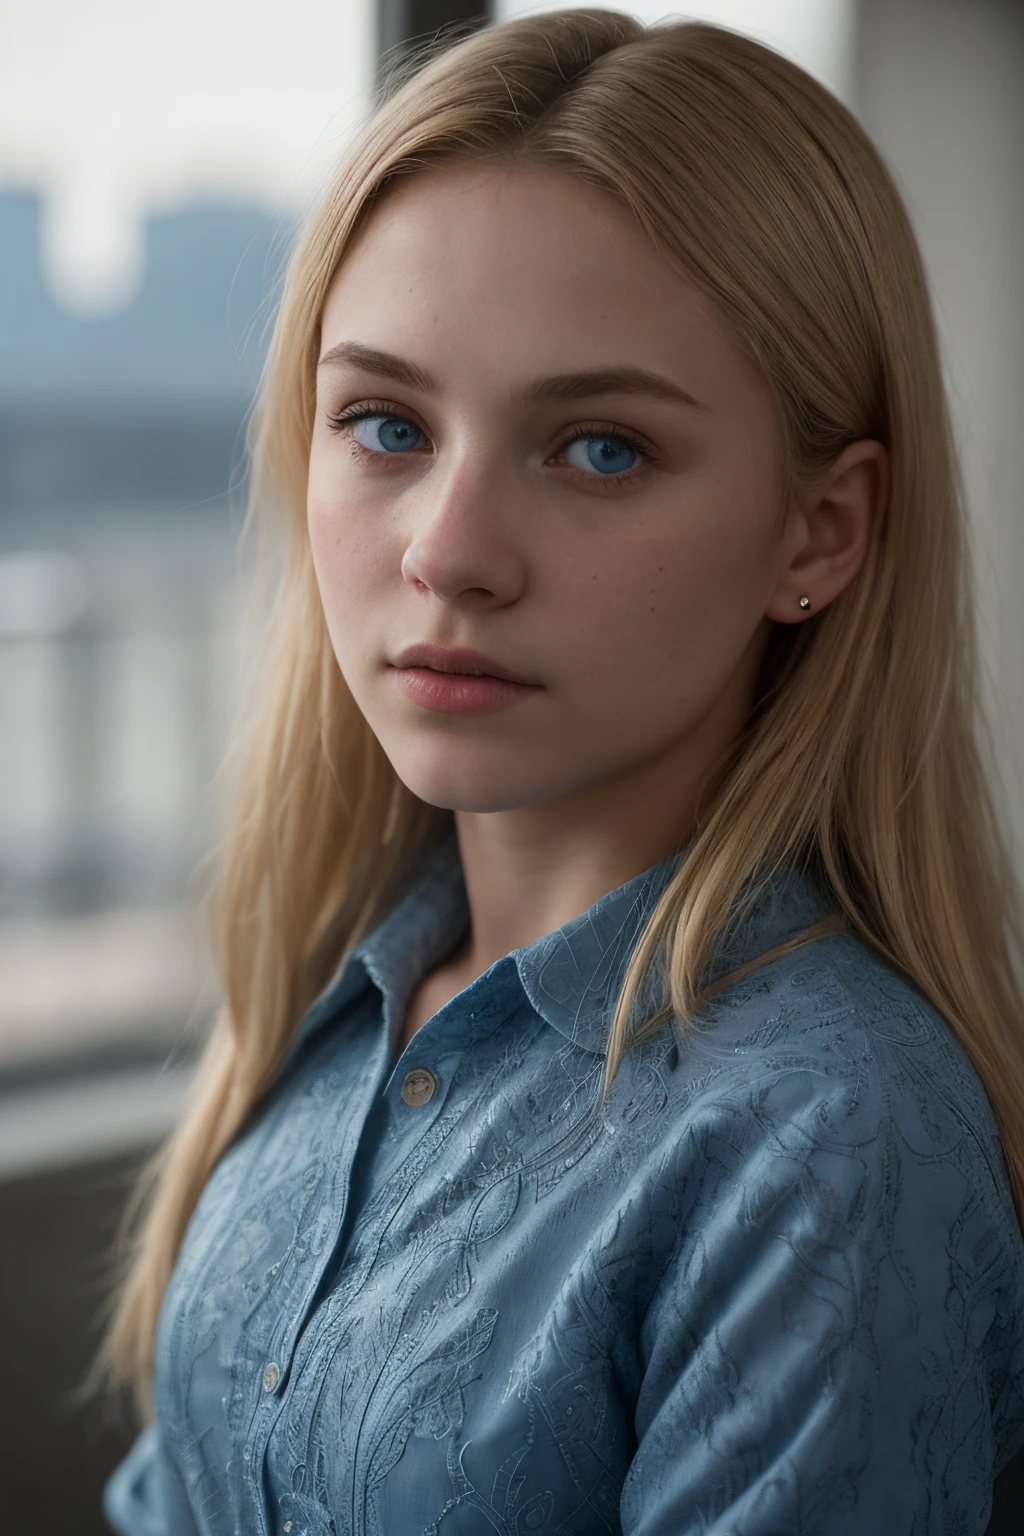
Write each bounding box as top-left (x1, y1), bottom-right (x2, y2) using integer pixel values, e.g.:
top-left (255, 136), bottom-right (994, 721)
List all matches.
top-left (105, 829), bottom-right (1024, 1535)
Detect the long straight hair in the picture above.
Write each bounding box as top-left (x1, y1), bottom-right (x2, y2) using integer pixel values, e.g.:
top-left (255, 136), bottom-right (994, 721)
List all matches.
top-left (105, 8), bottom-right (1024, 1407)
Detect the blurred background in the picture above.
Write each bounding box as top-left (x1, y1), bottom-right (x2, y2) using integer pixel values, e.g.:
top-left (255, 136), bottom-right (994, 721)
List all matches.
top-left (1, 1), bottom-right (1022, 1530)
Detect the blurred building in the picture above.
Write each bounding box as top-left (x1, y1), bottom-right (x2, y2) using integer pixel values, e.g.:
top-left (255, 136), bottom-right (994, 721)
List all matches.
top-left (0, 193), bottom-right (295, 1085)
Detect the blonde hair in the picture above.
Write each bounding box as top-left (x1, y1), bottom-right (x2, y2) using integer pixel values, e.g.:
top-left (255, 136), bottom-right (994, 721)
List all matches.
top-left (105, 8), bottom-right (1024, 1408)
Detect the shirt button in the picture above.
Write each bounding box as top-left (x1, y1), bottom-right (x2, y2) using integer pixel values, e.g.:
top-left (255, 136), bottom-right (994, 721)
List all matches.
top-left (400, 1067), bottom-right (436, 1106)
top-left (262, 1361), bottom-right (280, 1392)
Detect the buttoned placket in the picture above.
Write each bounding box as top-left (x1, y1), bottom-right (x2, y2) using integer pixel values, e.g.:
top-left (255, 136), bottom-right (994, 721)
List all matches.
top-left (363, 1010), bottom-right (483, 1184)
top-left (256, 964), bottom-right (537, 1529)
top-left (238, 1003), bottom-right (393, 1535)
top-left (247, 962), bottom-right (523, 1534)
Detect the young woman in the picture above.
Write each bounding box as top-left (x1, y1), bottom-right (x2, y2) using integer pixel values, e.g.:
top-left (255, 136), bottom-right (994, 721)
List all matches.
top-left (103, 11), bottom-right (1024, 1533)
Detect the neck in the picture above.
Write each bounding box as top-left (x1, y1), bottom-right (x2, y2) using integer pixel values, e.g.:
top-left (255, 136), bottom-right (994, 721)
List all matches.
top-left (451, 728), bottom-right (730, 977)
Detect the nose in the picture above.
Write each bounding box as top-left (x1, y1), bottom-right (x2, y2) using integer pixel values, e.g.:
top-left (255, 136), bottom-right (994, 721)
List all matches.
top-left (400, 451), bottom-right (527, 608)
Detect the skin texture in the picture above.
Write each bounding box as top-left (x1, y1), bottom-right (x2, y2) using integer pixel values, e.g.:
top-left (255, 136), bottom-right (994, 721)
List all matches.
top-left (307, 164), bottom-right (888, 1052)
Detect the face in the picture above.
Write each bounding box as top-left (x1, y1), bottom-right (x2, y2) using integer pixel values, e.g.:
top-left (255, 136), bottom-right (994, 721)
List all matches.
top-left (308, 163), bottom-right (789, 818)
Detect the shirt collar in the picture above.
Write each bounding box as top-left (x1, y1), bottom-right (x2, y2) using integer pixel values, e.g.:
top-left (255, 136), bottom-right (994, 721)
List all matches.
top-left (354, 827), bottom-right (470, 1010)
top-left (291, 826), bottom-right (470, 1056)
top-left (296, 823), bottom-right (837, 1059)
top-left (513, 845), bottom-right (835, 1054)
top-left (513, 846), bottom-right (686, 1052)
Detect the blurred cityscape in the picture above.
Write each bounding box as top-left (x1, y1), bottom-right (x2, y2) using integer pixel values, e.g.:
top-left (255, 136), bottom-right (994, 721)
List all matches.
top-left (0, 190), bottom-right (295, 1077)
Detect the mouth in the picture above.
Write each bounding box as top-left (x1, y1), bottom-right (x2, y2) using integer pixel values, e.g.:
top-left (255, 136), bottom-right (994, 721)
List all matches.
top-left (389, 643), bottom-right (542, 717)
top-left (389, 642), bottom-right (539, 687)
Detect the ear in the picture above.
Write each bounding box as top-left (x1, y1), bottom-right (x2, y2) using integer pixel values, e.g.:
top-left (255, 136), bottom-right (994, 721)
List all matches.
top-left (765, 439), bottom-right (889, 624)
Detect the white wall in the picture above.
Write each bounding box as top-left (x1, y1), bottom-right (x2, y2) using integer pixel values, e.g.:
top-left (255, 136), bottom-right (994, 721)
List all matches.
top-left (856, 0), bottom-right (1024, 867)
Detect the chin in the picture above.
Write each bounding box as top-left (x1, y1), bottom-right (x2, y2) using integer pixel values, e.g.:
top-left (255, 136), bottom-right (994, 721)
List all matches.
top-left (384, 741), bottom-right (565, 815)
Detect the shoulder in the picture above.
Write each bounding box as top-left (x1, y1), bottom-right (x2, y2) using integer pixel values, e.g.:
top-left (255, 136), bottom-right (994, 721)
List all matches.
top-left (619, 927), bottom-right (1024, 1291)
top-left (640, 928), bottom-right (1024, 1311)
top-left (617, 930), bottom-right (1024, 1515)
top-left (670, 927), bottom-right (1007, 1182)
top-left (620, 928), bottom-right (1024, 1468)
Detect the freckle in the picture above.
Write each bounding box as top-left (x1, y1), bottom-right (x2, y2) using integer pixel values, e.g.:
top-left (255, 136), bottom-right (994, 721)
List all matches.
top-left (650, 606), bottom-right (656, 613)
top-left (657, 566), bottom-right (664, 573)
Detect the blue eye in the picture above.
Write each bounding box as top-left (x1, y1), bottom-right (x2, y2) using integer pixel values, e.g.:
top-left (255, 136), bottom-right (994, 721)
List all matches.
top-left (564, 434), bottom-right (638, 476)
top-left (351, 414), bottom-right (424, 453)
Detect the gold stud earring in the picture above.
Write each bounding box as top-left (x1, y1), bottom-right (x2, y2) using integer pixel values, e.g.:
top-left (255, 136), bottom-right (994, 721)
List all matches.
top-left (798, 596), bottom-right (811, 611)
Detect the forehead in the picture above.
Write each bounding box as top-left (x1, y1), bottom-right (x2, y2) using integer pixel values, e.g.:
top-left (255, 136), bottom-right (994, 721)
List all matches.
top-left (337, 161), bottom-right (670, 289)
top-left (325, 167), bottom-right (697, 342)
top-left (317, 162), bottom-right (768, 420)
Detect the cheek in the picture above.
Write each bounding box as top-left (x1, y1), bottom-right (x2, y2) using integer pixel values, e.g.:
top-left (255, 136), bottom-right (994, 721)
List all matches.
top-left (306, 462), bottom-right (391, 623)
top-left (556, 505), bottom-right (773, 725)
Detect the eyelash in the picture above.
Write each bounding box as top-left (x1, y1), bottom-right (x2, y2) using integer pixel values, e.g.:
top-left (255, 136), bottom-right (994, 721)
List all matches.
top-left (324, 399), bottom-right (658, 484)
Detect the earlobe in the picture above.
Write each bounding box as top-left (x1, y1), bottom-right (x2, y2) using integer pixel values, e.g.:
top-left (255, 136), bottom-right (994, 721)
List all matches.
top-left (767, 438), bottom-right (888, 624)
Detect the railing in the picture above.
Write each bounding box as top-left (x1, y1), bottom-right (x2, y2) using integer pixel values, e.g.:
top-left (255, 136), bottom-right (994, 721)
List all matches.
top-left (0, 513), bottom-right (242, 1073)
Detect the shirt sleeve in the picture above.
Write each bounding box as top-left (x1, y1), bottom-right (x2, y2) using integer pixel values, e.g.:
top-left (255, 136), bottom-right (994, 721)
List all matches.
top-left (619, 1060), bottom-right (1018, 1536)
top-left (104, 1422), bottom-right (201, 1536)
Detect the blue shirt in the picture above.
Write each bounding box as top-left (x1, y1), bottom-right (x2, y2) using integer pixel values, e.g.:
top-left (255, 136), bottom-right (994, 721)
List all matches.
top-left (105, 830), bottom-right (1024, 1535)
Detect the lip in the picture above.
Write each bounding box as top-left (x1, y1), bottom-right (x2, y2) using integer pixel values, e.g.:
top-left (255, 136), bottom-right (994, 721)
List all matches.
top-left (389, 643), bottom-right (542, 717)
top-left (390, 643), bottom-right (538, 686)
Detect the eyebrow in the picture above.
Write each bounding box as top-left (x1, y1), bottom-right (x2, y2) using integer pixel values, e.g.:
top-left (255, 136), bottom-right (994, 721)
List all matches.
top-left (317, 340), bottom-right (707, 412)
